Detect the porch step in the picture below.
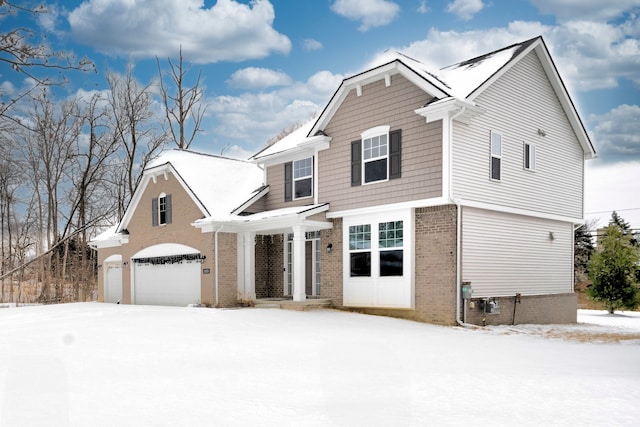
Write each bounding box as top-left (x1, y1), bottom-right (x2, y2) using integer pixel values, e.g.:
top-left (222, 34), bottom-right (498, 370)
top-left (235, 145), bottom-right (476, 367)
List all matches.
top-left (254, 298), bottom-right (332, 311)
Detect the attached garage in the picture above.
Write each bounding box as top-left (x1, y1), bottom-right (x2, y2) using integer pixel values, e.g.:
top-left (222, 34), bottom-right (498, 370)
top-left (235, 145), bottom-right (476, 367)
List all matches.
top-left (131, 244), bottom-right (204, 306)
top-left (103, 254), bottom-right (123, 303)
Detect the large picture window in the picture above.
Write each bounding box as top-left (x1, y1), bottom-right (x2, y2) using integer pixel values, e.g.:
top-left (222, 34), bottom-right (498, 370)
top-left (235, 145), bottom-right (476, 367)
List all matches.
top-left (349, 224), bottom-right (371, 277)
top-left (379, 221), bottom-right (403, 276)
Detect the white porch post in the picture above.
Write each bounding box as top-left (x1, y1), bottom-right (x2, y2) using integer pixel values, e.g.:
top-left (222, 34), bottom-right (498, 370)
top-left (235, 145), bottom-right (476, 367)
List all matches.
top-left (242, 231), bottom-right (256, 302)
top-left (292, 226), bottom-right (306, 302)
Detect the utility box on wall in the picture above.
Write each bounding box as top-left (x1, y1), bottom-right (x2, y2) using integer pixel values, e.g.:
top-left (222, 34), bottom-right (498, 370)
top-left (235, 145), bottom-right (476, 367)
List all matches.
top-left (481, 298), bottom-right (500, 314)
top-left (461, 282), bottom-right (472, 300)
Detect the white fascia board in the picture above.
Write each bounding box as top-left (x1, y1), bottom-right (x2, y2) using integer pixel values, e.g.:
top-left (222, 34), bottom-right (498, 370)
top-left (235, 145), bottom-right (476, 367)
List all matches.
top-left (458, 198), bottom-right (584, 224)
top-left (231, 185), bottom-right (270, 215)
top-left (415, 97), bottom-right (486, 124)
top-left (89, 234), bottom-right (129, 249)
top-left (117, 163), bottom-right (208, 232)
top-left (255, 136), bottom-right (331, 168)
top-left (327, 197), bottom-right (450, 219)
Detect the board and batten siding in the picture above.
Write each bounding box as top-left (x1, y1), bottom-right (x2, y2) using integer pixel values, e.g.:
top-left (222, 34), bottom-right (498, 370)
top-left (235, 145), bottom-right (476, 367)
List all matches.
top-left (319, 75), bottom-right (443, 213)
top-left (461, 207), bottom-right (573, 297)
top-left (452, 50), bottom-right (585, 219)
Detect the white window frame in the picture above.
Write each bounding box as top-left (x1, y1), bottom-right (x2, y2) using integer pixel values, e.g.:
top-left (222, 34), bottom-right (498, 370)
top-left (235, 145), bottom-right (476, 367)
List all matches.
top-left (523, 142), bottom-right (536, 172)
top-left (490, 131), bottom-right (502, 182)
top-left (158, 192), bottom-right (167, 225)
top-left (361, 125), bottom-right (390, 185)
top-left (293, 157), bottom-right (313, 200)
top-left (343, 208), bottom-right (414, 309)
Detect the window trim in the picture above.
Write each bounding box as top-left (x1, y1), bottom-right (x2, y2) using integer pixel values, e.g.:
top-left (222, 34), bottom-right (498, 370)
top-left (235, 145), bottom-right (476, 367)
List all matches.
top-left (490, 130), bottom-right (502, 182)
top-left (293, 157), bottom-right (313, 200)
top-left (523, 142), bottom-right (536, 172)
top-left (361, 125), bottom-right (390, 185)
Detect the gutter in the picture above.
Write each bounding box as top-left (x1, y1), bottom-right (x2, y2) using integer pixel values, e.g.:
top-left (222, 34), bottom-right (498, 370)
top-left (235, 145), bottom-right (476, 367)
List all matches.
top-left (447, 106), bottom-right (475, 328)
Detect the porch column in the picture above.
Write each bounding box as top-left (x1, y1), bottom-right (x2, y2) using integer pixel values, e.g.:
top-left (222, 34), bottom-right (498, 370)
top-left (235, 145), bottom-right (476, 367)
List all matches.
top-left (242, 231), bottom-right (256, 302)
top-left (292, 226), bottom-right (306, 302)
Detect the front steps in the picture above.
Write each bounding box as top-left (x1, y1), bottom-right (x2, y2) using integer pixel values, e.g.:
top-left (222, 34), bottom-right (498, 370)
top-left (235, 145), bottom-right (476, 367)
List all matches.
top-left (253, 298), bottom-right (332, 311)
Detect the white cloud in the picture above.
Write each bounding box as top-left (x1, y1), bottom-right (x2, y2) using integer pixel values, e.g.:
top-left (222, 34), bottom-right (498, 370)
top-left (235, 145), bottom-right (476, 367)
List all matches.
top-left (585, 160), bottom-right (640, 229)
top-left (331, 0), bottom-right (400, 31)
top-left (1, 81), bottom-right (16, 97)
top-left (417, 1), bottom-right (430, 14)
top-left (303, 38), bottom-right (323, 51)
top-left (446, 0), bottom-right (485, 21)
top-left (66, 0), bottom-right (291, 63)
top-left (202, 70), bottom-right (344, 153)
top-left (530, 0), bottom-right (639, 22)
top-left (227, 68), bottom-right (292, 90)
top-left (588, 104), bottom-right (640, 161)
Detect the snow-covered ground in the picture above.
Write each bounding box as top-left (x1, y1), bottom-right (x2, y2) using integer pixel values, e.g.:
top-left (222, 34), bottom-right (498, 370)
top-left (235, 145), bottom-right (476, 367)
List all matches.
top-left (0, 303), bottom-right (638, 426)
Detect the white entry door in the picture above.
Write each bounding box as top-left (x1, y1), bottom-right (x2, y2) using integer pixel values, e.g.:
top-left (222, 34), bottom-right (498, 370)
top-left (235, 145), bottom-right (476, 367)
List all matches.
top-left (105, 264), bottom-right (123, 303)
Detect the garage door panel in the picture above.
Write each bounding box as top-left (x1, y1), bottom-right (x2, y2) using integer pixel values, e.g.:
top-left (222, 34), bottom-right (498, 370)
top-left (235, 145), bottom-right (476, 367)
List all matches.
top-left (133, 261), bottom-right (201, 306)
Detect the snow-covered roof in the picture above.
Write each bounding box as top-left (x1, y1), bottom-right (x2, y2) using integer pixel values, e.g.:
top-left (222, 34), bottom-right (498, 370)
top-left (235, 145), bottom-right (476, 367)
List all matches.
top-left (439, 38), bottom-right (537, 99)
top-left (251, 120), bottom-right (315, 160)
top-left (145, 149), bottom-right (264, 218)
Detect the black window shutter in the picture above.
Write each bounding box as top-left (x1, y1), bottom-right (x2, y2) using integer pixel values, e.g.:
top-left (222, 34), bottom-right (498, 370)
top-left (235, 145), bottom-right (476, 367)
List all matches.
top-left (151, 197), bottom-right (158, 227)
top-left (351, 140), bottom-right (362, 186)
top-left (284, 162), bottom-right (292, 202)
top-left (389, 129), bottom-right (402, 180)
top-left (165, 194), bottom-right (172, 224)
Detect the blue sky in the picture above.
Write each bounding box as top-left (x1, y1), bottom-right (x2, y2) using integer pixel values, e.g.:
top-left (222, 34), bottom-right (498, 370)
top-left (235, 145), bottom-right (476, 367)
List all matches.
top-left (2, 0), bottom-right (639, 228)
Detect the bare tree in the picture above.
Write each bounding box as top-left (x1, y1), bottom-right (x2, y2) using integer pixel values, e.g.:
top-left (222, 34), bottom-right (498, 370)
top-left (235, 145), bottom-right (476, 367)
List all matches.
top-left (107, 63), bottom-right (167, 219)
top-left (0, 1), bottom-right (94, 122)
top-left (157, 47), bottom-right (207, 149)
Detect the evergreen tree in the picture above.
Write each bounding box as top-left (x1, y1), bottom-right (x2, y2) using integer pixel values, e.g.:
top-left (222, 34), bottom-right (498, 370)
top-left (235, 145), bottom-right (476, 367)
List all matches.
top-left (610, 211), bottom-right (637, 246)
top-left (574, 224), bottom-right (594, 285)
top-left (587, 224), bottom-right (640, 313)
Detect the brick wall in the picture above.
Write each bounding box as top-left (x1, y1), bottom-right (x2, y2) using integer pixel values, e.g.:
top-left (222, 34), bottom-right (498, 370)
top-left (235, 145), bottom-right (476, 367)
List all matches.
top-left (216, 232), bottom-right (238, 307)
top-left (319, 218), bottom-right (343, 302)
top-left (464, 293), bottom-right (577, 325)
top-left (255, 234), bottom-right (284, 298)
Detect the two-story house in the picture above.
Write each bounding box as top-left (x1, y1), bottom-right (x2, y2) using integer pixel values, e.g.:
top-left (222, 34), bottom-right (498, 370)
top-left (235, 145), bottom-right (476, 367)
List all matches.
top-left (92, 36), bottom-right (595, 325)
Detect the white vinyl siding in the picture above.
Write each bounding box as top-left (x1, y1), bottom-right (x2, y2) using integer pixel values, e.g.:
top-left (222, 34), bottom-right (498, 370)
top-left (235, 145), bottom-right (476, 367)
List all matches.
top-left (461, 207), bottom-right (573, 297)
top-left (451, 50), bottom-right (584, 219)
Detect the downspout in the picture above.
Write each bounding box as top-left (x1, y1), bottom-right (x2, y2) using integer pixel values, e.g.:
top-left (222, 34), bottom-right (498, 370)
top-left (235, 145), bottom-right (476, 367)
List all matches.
top-left (447, 106), bottom-right (474, 327)
top-left (214, 225), bottom-right (224, 307)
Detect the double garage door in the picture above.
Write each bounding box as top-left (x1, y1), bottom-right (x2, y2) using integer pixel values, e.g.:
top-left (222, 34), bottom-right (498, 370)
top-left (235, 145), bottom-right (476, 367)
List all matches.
top-left (131, 244), bottom-right (203, 307)
top-left (133, 260), bottom-right (201, 306)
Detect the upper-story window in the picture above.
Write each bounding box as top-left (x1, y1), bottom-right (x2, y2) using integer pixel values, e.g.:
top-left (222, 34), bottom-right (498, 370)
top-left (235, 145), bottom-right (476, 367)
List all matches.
top-left (284, 157), bottom-right (313, 201)
top-left (490, 131), bottom-right (502, 181)
top-left (152, 193), bottom-right (172, 226)
top-left (351, 126), bottom-right (402, 187)
top-left (523, 142), bottom-right (536, 171)
top-left (293, 157), bottom-right (313, 198)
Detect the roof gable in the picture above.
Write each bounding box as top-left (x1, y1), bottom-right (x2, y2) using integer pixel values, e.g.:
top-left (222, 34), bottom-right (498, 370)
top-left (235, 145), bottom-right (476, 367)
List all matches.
top-left (118, 149), bottom-right (264, 231)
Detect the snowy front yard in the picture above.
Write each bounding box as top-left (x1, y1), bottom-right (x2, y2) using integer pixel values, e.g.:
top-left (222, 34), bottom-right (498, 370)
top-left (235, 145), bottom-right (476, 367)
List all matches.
top-left (1, 303), bottom-right (639, 426)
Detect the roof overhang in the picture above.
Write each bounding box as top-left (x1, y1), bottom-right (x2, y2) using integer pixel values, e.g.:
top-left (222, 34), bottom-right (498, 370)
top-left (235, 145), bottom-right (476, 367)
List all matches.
top-left (254, 135), bottom-right (331, 167)
top-left (194, 203), bottom-right (332, 235)
top-left (414, 97), bottom-right (486, 124)
top-left (310, 60), bottom-right (451, 136)
top-left (89, 229), bottom-right (129, 249)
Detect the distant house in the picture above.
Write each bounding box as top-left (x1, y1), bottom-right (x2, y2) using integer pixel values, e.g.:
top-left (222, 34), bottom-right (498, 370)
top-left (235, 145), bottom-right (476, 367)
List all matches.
top-left (91, 36), bottom-right (596, 325)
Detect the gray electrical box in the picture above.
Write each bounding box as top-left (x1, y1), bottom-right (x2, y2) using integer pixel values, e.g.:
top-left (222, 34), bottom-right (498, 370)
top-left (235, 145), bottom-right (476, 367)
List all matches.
top-left (461, 282), bottom-right (472, 300)
top-left (483, 299), bottom-right (500, 314)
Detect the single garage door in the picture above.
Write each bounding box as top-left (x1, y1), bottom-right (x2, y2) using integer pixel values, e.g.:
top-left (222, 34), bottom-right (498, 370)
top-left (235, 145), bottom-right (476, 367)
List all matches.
top-left (131, 244), bottom-right (203, 307)
top-left (103, 254), bottom-right (123, 303)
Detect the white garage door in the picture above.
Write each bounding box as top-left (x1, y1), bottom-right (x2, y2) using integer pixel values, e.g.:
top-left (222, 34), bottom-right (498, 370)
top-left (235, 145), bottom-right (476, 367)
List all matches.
top-left (105, 264), bottom-right (123, 303)
top-left (133, 259), bottom-right (201, 306)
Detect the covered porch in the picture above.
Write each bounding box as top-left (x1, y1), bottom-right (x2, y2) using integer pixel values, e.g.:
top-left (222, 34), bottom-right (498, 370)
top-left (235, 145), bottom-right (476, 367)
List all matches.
top-left (194, 204), bottom-right (332, 305)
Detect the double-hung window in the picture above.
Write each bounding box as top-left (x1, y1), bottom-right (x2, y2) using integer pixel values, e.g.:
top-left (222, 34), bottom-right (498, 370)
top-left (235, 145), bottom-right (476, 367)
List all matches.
top-left (293, 157), bottom-right (313, 198)
top-left (152, 193), bottom-right (172, 226)
top-left (351, 126), bottom-right (401, 186)
top-left (363, 132), bottom-right (388, 184)
top-left (284, 157), bottom-right (313, 201)
top-left (523, 142), bottom-right (536, 171)
top-left (490, 131), bottom-right (502, 181)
